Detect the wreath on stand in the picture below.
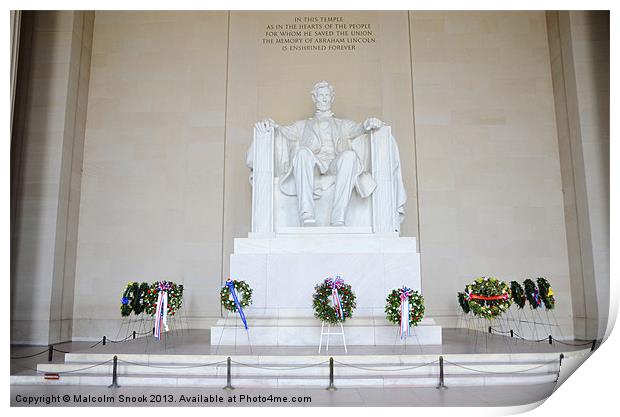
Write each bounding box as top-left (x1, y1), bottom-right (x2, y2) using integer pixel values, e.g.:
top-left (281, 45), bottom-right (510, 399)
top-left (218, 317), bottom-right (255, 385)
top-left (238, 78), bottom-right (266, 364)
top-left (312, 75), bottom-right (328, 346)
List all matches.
top-left (462, 277), bottom-right (512, 320)
top-left (312, 277), bottom-right (357, 325)
top-left (510, 281), bottom-right (526, 309)
top-left (120, 282), bottom-right (150, 316)
top-left (220, 279), bottom-right (253, 312)
top-left (523, 279), bottom-right (541, 309)
top-left (536, 277), bottom-right (555, 310)
top-left (144, 281), bottom-right (184, 316)
top-left (385, 287), bottom-right (425, 327)
top-left (457, 292), bottom-right (471, 314)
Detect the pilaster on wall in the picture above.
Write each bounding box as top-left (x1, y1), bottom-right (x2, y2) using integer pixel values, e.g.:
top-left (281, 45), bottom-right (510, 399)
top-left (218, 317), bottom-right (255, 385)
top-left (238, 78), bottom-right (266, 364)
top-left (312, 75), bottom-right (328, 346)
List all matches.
top-left (10, 11), bottom-right (94, 345)
top-left (546, 11), bottom-right (609, 340)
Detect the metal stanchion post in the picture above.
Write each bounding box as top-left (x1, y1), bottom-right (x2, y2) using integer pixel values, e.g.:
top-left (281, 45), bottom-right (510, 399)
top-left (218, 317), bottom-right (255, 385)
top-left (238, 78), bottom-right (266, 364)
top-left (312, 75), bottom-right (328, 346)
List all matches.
top-left (548, 335), bottom-right (553, 345)
top-left (488, 326), bottom-right (492, 334)
top-left (591, 340), bottom-right (597, 351)
top-left (48, 345), bottom-right (53, 362)
top-left (326, 357), bottom-right (336, 391)
top-left (133, 330), bottom-right (136, 340)
top-left (223, 357), bottom-right (234, 390)
top-left (108, 355), bottom-right (120, 388)
top-left (103, 336), bottom-right (107, 346)
top-left (555, 353), bottom-right (564, 383)
top-left (436, 356), bottom-right (447, 389)
top-left (510, 329), bottom-right (514, 338)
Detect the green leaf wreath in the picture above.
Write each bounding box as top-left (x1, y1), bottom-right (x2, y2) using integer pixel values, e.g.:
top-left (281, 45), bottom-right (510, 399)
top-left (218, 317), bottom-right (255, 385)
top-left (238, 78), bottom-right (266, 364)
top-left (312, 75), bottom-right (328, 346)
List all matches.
top-left (523, 279), bottom-right (541, 309)
top-left (312, 278), bottom-right (357, 325)
top-left (457, 292), bottom-right (471, 314)
top-left (385, 288), bottom-right (425, 327)
top-left (144, 281), bottom-right (184, 316)
top-left (220, 279), bottom-right (253, 312)
top-left (120, 281), bottom-right (150, 317)
top-left (463, 277), bottom-right (512, 320)
top-left (536, 277), bottom-right (555, 310)
top-left (510, 281), bottom-right (526, 309)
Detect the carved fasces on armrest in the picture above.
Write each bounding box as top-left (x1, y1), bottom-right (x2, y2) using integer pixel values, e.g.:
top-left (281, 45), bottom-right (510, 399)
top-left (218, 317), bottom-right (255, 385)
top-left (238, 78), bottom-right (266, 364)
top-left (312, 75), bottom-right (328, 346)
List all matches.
top-left (250, 127), bottom-right (275, 233)
top-left (370, 125), bottom-right (399, 234)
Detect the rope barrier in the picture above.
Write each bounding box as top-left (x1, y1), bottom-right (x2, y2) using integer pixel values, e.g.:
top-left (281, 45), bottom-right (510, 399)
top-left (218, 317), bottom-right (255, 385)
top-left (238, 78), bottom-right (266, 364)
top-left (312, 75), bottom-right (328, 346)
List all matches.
top-left (10, 349), bottom-right (50, 360)
top-left (52, 347), bottom-right (70, 354)
top-left (117, 358), bottom-right (227, 369)
top-left (334, 360), bottom-right (438, 372)
top-left (443, 358), bottom-right (559, 375)
top-left (231, 360), bottom-right (329, 371)
top-left (12, 359), bottom-right (113, 375)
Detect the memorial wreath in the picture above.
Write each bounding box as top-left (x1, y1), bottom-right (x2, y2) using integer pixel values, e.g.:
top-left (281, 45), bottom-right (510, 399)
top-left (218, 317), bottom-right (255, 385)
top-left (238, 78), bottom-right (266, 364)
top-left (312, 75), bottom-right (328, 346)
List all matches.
top-left (536, 277), bottom-right (555, 310)
top-left (144, 280), bottom-right (184, 316)
top-left (385, 287), bottom-right (425, 327)
top-left (120, 281), bottom-right (150, 317)
top-left (523, 278), bottom-right (541, 309)
top-left (312, 276), bottom-right (357, 324)
top-left (462, 277), bottom-right (512, 319)
top-left (510, 280), bottom-right (526, 309)
top-left (457, 291), bottom-right (471, 314)
top-left (220, 279), bottom-right (253, 312)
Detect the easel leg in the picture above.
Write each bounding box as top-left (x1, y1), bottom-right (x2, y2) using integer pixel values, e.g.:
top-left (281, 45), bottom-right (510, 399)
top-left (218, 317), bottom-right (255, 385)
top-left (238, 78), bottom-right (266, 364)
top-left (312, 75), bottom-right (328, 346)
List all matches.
top-left (318, 322), bottom-right (324, 354)
top-left (340, 323), bottom-right (347, 354)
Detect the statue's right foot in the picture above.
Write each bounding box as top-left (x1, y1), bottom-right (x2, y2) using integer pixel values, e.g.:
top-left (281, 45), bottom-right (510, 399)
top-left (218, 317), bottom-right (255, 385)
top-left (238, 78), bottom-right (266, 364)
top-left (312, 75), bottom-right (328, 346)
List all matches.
top-left (301, 213), bottom-right (316, 226)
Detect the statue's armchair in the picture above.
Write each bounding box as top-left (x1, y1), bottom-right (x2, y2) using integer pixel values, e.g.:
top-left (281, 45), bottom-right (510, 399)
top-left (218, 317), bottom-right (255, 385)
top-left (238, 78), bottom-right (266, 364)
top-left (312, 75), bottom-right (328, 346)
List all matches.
top-left (248, 125), bottom-right (401, 236)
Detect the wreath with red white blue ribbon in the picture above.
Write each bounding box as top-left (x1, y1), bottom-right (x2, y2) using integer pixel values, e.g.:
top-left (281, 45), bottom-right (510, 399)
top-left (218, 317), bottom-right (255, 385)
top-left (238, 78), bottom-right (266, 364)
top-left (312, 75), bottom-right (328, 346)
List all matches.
top-left (312, 276), bottom-right (357, 325)
top-left (385, 286), bottom-right (425, 339)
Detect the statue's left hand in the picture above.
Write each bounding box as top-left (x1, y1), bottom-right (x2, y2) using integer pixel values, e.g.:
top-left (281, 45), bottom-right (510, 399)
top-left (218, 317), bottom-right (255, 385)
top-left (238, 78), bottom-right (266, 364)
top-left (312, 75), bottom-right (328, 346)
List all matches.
top-left (363, 117), bottom-right (384, 131)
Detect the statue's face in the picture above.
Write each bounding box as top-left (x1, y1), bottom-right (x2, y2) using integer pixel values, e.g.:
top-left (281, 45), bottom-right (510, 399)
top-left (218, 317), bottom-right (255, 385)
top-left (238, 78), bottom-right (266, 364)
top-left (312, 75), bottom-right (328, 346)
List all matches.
top-left (312, 86), bottom-right (334, 112)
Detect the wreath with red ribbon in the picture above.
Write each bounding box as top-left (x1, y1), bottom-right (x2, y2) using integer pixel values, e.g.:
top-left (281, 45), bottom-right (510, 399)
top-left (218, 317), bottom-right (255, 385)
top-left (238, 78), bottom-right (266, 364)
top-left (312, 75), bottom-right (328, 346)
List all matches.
top-left (462, 277), bottom-right (512, 319)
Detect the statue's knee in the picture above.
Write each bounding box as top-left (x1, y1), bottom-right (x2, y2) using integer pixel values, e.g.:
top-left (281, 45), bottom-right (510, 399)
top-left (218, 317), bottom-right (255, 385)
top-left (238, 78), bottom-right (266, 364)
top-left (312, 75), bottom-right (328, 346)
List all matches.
top-left (297, 147), bottom-right (314, 160)
top-left (339, 150), bottom-right (357, 165)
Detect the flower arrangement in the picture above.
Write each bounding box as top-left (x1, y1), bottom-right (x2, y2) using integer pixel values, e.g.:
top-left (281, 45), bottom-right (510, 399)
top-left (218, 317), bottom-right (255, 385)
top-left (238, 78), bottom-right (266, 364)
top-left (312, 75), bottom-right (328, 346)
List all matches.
top-left (385, 287), bottom-right (425, 327)
top-left (461, 277), bottom-right (512, 319)
top-left (510, 281), bottom-right (526, 309)
top-left (457, 291), bottom-right (471, 314)
top-left (536, 277), bottom-right (555, 310)
top-left (523, 279), bottom-right (541, 309)
top-left (144, 281), bottom-right (184, 316)
top-left (220, 279), bottom-right (253, 312)
top-left (312, 276), bottom-right (357, 324)
top-left (120, 282), bottom-right (149, 317)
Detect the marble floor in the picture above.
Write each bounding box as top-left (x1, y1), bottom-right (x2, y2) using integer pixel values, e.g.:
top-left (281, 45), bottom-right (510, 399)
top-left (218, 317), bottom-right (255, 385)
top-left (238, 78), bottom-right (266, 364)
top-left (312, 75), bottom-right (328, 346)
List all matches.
top-left (10, 328), bottom-right (591, 406)
top-left (10, 382), bottom-right (556, 407)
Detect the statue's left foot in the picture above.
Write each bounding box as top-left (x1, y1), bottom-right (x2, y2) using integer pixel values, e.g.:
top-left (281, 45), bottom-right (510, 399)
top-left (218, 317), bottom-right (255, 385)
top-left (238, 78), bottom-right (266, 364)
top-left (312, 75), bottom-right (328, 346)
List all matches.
top-left (330, 221), bottom-right (345, 226)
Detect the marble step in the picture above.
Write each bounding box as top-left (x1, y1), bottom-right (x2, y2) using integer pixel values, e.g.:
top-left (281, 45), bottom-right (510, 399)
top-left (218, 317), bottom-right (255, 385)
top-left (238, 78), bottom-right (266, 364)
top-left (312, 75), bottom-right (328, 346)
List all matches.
top-left (11, 371), bottom-right (559, 388)
top-left (32, 361), bottom-right (560, 377)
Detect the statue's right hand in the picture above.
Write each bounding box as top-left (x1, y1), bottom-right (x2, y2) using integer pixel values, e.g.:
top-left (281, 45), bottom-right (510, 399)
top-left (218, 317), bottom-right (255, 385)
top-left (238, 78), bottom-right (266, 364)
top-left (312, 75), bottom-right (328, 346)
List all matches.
top-left (255, 118), bottom-right (277, 133)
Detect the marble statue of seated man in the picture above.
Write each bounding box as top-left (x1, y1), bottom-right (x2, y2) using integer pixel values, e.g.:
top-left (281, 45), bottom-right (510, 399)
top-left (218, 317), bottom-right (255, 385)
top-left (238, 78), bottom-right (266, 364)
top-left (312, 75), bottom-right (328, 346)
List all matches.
top-left (251, 80), bottom-right (406, 227)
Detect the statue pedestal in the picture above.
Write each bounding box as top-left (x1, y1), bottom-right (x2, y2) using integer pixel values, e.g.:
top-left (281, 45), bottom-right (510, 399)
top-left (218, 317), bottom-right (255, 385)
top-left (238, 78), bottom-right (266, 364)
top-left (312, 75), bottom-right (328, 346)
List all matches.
top-left (213, 228), bottom-right (442, 346)
top-left (231, 227), bottom-right (420, 317)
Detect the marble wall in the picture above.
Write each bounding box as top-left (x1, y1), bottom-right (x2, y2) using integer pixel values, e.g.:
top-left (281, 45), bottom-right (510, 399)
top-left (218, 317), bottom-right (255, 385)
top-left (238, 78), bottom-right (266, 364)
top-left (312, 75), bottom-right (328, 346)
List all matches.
top-left (10, 10), bottom-right (609, 342)
top-left (546, 11), bottom-right (609, 339)
top-left (410, 11), bottom-right (574, 332)
top-left (72, 11), bottom-right (229, 338)
top-left (11, 11), bottom-right (94, 344)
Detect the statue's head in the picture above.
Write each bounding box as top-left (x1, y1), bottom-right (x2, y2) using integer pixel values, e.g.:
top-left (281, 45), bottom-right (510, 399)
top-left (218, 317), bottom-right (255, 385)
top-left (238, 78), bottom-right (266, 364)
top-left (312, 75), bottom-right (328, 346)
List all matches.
top-left (311, 80), bottom-right (335, 112)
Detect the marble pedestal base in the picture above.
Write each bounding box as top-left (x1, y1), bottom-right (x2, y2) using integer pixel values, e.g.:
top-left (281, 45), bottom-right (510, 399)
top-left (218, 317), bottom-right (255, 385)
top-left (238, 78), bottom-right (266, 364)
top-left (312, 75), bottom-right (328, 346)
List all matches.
top-left (210, 317), bottom-right (442, 346)
top-left (213, 228), bottom-right (440, 346)
top-left (229, 228), bottom-right (421, 316)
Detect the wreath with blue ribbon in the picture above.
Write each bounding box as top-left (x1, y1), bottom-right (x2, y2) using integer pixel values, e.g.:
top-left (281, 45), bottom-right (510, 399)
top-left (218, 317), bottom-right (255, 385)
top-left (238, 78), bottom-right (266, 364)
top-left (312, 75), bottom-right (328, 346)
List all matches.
top-left (120, 282), bottom-right (149, 317)
top-left (220, 279), bottom-right (253, 313)
top-left (523, 279), bottom-right (541, 309)
top-left (312, 276), bottom-right (356, 325)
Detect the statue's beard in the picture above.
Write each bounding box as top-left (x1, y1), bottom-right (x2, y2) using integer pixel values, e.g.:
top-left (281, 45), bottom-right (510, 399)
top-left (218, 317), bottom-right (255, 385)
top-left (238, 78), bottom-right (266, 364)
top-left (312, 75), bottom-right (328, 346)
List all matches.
top-left (315, 103), bottom-right (331, 112)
